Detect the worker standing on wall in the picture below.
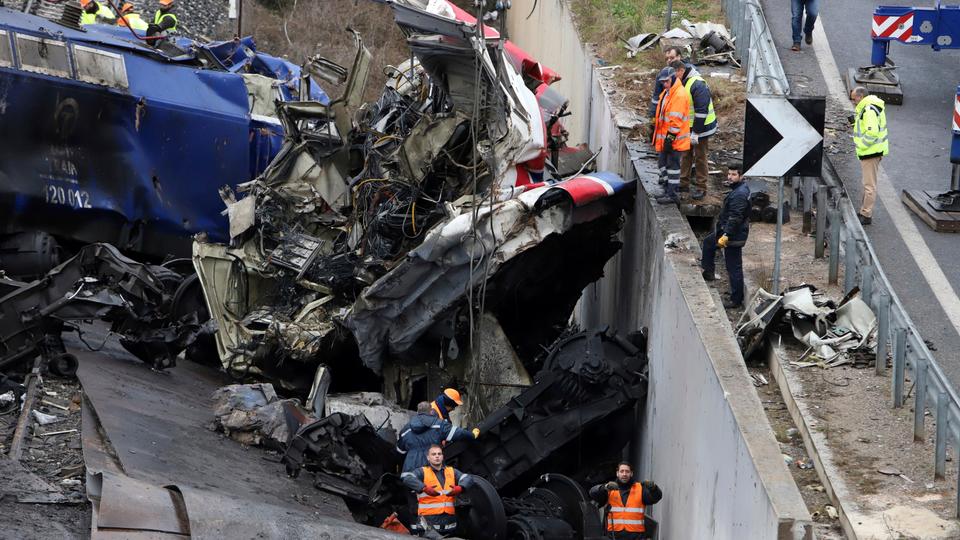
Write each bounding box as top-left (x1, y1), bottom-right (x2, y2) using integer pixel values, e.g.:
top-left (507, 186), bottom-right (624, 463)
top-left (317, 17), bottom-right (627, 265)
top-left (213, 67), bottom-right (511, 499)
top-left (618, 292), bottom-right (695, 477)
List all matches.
top-left (397, 402), bottom-right (479, 473)
top-left (430, 388), bottom-right (463, 423)
top-left (401, 445), bottom-right (474, 538)
top-left (679, 65), bottom-right (718, 201)
top-left (152, 0), bottom-right (178, 34)
top-left (116, 2), bottom-right (149, 31)
top-left (849, 86), bottom-right (889, 225)
top-left (653, 60), bottom-right (692, 205)
top-left (79, 0), bottom-right (117, 25)
top-left (700, 163), bottom-right (750, 309)
top-left (589, 462), bottom-right (663, 539)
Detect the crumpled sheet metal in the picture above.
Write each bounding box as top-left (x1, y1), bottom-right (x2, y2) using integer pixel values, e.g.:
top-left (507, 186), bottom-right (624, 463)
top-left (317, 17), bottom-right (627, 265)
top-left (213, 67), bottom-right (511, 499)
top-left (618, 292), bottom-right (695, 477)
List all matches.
top-left (344, 185), bottom-right (568, 372)
top-left (738, 286), bottom-right (877, 364)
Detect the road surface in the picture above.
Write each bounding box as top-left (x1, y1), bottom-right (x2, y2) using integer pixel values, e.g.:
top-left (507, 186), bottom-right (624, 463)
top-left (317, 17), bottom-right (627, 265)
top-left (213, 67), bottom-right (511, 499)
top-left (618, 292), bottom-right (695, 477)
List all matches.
top-left (761, 0), bottom-right (960, 388)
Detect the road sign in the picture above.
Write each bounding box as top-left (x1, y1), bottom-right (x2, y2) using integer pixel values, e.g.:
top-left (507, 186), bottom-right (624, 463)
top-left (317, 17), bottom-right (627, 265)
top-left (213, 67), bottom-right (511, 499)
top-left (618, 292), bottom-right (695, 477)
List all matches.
top-left (743, 96), bottom-right (825, 178)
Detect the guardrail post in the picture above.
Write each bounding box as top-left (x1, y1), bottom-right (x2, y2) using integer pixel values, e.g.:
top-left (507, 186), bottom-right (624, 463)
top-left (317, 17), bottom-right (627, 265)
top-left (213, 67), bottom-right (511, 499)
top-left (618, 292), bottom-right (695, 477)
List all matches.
top-left (876, 293), bottom-right (890, 376)
top-left (861, 265), bottom-right (874, 306)
top-left (802, 177), bottom-right (813, 234)
top-left (892, 328), bottom-right (907, 408)
top-left (828, 209), bottom-right (840, 284)
top-left (815, 185), bottom-right (827, 258)
top-left (914, 362), bottom-right (926, 441)
top-left (935, 391), bottom-right (948, 479)
top-left (844, 233), bottom-right (857, 293)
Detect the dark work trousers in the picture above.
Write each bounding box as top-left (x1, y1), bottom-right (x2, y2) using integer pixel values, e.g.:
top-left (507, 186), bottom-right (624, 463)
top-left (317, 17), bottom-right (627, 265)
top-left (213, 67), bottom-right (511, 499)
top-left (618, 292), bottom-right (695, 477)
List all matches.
top-left (657, 147), bottom-right (683, 188)
top-left (701, 230), bottom-right (745, 305)
top-left (680, 136), bottom-right (710, 190)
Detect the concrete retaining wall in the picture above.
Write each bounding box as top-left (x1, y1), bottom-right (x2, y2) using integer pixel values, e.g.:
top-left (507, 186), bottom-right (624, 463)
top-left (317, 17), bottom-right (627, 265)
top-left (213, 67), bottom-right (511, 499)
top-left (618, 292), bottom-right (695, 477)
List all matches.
top-left (506, 1), bottom-right (813, 538)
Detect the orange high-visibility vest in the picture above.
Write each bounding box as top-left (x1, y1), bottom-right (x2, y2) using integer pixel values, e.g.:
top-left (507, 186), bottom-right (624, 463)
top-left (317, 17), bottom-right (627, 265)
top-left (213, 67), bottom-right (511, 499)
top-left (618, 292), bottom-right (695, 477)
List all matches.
top-left (607, 483), bottom-right (645, 533)
top-left (653, 78), bottom-right (691, 153)
top-left (417, 466), bottom-right (457, 516)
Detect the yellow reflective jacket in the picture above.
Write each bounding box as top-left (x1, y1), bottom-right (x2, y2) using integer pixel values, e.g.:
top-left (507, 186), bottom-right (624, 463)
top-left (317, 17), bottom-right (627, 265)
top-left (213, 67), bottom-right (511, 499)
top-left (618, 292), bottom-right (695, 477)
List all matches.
top-left (853, 94), bottom-right (889, 159)
top-left (80, 3), bottom-right (116, 25)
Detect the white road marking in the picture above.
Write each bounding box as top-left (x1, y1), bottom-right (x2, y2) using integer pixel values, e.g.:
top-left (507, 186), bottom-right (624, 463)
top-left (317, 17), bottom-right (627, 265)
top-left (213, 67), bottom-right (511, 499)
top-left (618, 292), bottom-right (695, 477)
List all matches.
top-left (810, 21), bottom-right (960, 333)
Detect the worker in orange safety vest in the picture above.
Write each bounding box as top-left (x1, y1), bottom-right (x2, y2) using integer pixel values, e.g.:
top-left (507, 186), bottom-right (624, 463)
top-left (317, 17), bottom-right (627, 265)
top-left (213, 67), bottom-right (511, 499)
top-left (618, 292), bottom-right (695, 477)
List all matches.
top-left (589, 462), bottom-right (662, 539)
top-left (653, 59), bottom-right (692, 205)
top-left (430, 387), bottom-right (463, 423)
top-left (401, 444), bottom-right (474, 538)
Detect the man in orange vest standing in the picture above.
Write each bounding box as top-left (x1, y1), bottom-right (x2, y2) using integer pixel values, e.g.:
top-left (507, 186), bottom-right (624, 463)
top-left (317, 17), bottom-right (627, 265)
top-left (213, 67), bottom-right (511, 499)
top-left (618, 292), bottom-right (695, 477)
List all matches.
top-left (589, 462), bottom-right (663, 539)
top-left (401, 444), bottom-right (473, 538)
top-left (653, 60), bottom-right (692, 205)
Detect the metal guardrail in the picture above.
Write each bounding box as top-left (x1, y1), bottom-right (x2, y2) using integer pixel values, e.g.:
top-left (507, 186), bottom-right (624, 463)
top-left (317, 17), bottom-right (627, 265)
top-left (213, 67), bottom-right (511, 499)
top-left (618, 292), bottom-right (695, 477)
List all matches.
top-left (820, 160), bottom-right (960, 517)
top-left (722, 0), bottom-right (960, 519)
top-left (720, 0), bottom-right (789, 96)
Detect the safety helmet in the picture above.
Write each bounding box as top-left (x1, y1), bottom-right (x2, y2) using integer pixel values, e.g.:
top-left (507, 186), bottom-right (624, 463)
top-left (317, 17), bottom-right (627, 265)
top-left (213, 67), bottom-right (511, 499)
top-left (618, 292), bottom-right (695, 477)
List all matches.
top-left (79, 0), bottom-right (93, 8)
top-left (120, 2), bottom-right (134, 13)
top-left (158, 0), bottom-right (174, 6)
top-left (443, 388), bottom-right (463, 406)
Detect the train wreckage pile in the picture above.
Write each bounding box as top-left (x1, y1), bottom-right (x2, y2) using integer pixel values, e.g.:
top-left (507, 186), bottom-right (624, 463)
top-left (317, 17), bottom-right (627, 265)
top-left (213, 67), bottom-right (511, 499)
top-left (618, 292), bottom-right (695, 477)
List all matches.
top-left (1, 1), bottom-right (647, 538)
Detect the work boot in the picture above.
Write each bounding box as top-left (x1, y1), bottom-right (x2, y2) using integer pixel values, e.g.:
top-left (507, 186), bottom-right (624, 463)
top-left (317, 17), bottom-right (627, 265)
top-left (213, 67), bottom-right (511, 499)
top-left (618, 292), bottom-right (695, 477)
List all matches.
top-left (858, 213), bottom-right (872, 225)
top-left (701, 269), bottom-right (716, 282)
top-left (722, 298), bottom-right (742, 309)
top-left (656, 183), bottom-right (679, 205)
top-left (690, 188), bottom-right (705, 201)
top-left (805, 32), bottom-right (813, 45)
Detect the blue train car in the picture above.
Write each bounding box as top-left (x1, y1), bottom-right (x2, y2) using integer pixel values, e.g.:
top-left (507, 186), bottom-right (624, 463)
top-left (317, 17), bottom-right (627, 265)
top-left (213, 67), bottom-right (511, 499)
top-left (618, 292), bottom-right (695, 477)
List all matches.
top-left (0, 7), bottom-right (326, 274)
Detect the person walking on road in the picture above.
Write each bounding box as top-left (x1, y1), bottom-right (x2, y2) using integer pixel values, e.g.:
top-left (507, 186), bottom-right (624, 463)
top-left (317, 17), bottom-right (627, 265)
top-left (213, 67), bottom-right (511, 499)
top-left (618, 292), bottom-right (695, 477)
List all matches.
top-left (589, 462), bottom-right (663, 540)
top-left (401, 445), bottom-right (473, 538)
top-left (791, 0), bottom-right (820, 51)
top-left (679, 65), bottom-right (718, 201)
top-left (849, 86), bottom-right (888, 225)
top-left (397, 402), bottom-right (478, 473)
top-left (653, 61), bottom-right (692, 204)
top-left (701, 163), bottom-right (750, 309)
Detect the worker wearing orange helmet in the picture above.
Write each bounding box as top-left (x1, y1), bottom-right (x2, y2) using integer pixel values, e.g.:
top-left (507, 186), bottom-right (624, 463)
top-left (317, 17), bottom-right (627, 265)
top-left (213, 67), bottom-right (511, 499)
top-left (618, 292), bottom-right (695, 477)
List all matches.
top-left (153, 0), bottom-right (178, 34)
top-left (430, 388), bottom-right (463, 423)
top-left (116, 2), bottom-right (149, 31)
top-left (79, 0), bottom-right (117, 25)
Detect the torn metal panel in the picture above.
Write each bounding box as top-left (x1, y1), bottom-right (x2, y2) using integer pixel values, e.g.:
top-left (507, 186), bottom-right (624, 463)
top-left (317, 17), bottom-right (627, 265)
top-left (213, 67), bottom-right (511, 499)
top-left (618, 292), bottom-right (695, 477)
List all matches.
top-left (0, 243), bottom-right (198, 372)
top-left (445, 328), bottom-right (648, 492)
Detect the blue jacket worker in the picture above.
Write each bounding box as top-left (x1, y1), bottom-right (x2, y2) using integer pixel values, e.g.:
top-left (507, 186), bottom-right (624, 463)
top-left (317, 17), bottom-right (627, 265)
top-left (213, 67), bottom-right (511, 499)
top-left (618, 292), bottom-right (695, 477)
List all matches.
top-left (701, 162), bottom-right (750, 309)
top-left (397, 401), bottom-right (478, 472)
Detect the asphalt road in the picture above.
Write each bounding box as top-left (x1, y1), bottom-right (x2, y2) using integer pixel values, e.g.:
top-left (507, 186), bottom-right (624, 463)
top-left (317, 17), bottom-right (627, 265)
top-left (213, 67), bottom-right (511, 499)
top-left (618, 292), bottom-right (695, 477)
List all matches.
top-left (760, 0), bottom-right (960, 387)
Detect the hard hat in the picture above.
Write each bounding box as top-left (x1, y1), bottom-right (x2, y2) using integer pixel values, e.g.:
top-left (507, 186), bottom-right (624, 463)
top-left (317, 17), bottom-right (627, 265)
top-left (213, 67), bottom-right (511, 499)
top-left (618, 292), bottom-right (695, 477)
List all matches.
top-left (120, 2), bottom-right (134, 13)
top-left (79, 0), bottom-right (93, 7)
top-left (443, 388), bottom-right (463, 406)
top-left (158, 0), bottom-right (174, 6)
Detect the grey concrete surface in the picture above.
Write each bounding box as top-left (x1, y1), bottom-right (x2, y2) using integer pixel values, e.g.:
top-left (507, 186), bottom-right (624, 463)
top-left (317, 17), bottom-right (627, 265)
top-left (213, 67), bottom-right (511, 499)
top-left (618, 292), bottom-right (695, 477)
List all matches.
top-left (761, 0), bottom-right (960, 389)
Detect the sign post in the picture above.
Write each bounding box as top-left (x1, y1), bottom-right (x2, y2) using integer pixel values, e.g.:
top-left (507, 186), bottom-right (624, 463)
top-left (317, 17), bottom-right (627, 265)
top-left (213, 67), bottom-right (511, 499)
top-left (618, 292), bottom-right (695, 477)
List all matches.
top-left (743, 96), bottom-right (825, 296)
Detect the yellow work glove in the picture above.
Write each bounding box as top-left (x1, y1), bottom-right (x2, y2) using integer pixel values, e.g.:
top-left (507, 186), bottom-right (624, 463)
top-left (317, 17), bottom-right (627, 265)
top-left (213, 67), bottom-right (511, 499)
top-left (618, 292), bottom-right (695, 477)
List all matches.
top-left (472, 428), bottom-right (480, 439)
top-left (717, 234), bottom-right (729, 249)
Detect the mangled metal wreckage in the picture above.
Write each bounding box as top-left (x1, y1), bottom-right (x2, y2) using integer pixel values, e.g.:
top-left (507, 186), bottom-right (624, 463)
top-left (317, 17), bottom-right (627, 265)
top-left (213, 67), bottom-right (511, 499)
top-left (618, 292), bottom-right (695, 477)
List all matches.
top-left (192, 0), bottom-right (636, 403)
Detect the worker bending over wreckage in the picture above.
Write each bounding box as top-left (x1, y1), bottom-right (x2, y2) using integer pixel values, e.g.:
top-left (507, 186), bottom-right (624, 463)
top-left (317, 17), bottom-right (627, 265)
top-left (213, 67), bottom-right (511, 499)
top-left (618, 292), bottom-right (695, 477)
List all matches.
top-left (430, 387), bottom-right (462, 422)
top-left (402, 445), bottom-right (473, 538)
top-left (589, 462), bottom-right (663, 540)
top-left (79, 0), bottom-right (116, 25)
top-left (397, 401), bottom-right (479, 473)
